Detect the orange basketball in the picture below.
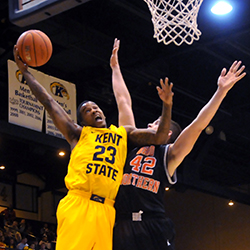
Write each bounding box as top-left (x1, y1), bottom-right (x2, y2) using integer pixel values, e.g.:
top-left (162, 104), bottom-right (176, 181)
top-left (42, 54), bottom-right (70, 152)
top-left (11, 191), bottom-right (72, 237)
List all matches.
top-left (16, 29), bottom-right (53, 67)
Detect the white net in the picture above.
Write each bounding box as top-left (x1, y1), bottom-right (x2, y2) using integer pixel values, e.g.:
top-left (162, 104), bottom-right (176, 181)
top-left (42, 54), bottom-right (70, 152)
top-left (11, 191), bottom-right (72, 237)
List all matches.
top-left (144, 0), bottom-right (204, 46)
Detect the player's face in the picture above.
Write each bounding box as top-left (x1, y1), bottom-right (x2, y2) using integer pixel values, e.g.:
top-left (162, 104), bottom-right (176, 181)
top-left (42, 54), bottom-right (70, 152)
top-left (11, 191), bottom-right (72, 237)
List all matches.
top-left (147, 118), bottom-right (160, 131)
top-left (148, 118), bottom-right (172, 143)
top-left (79, 101), bottom-right (107, 128)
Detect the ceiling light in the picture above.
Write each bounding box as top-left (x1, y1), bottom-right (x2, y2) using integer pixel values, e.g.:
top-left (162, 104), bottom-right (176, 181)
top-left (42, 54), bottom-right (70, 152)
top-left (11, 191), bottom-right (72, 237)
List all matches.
top-left (0, 165), bottom-right (5, 170)
top-left (211, 1), bottom-right (233, 15)
top-left (58, 151), bottom-right (65, 157)
top-left (205, 125), bottom-right (214, 135)
top-left (219, 131), bottom-right (226, 141)
top-left (228, 200), bottom-right (234, 206)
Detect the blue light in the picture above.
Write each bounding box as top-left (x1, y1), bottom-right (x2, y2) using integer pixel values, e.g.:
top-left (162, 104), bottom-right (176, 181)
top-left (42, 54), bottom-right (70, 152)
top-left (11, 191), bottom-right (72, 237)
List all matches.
top-left (211, 1), bottom-right (233, 15)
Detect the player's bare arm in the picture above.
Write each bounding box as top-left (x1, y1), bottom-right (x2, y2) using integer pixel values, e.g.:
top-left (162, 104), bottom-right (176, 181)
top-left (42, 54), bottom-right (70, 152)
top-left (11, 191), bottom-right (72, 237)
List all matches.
top-left (110, 38), bottom-right (135, 127)
top-left (167, 61), bottom-right (246, 177)
top-left (156, 77), bottom-right (173, 106)
top-left (13, 46), bottom-right (81, 147)
top-left (125, 77), bottom-right (173, 146)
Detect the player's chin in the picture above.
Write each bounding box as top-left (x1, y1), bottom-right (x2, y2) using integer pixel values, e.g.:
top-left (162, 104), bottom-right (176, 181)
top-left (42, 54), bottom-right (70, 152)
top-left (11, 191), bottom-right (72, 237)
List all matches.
top-left (94, 119), bottom-right (107, 128)
top-left (147, 127), bottom-right (157, 132)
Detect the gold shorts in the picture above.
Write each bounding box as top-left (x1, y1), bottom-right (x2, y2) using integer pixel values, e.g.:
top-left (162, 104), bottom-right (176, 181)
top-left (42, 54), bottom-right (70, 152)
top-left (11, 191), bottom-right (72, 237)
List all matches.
top-left (56, 190), bottom-right (115, 250)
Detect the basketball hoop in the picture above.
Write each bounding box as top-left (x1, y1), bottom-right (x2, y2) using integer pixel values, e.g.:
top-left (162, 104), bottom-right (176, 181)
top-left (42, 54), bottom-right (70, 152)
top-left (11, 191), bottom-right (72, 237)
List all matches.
top-left (144, 0), bottom-right (204, 46)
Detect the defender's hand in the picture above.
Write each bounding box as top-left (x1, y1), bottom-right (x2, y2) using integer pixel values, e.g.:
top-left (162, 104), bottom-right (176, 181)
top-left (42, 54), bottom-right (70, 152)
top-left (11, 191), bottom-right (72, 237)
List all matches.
top-left (156, 77), bottom-right (174, 106)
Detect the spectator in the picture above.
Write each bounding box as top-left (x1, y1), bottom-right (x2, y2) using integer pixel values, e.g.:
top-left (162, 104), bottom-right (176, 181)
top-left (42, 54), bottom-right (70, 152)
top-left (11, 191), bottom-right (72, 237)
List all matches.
top-left (29, 242), bottom-right (36, 250)
top-left (40, 224), bottom-right (49, 237)
top-left (4, 230), bottom-right (13, 246)
top-left (47, 225), bottom-right (56, 250)
top-left (32, 239), bottom-right (39, 250)
top-left (39, 235), bottom-right (51, 250)
top-left (15, 231), bottom-right (22, 244)
top-left (16, 237), bottom-right (28, 250)
top-left (0, 230), bottom-right (4, 240)
top-left (39, 243), bottom-right (47, 250)
top-left (46, 225), bottom-right (55, 243)
top-left (0, 205), bottom-right (16, 226)
top-left (25, 222), bottom-right (34, 237)
top-left (6, 237), bottom-right (16, 249)
top-left (8, 220), bottom-right (19, 237)
top-left (0, 230), bottom-right (6, 249)
top-left (0, 241), bottom-right (6, 249)
top-left (19, 219), bottom-right (27, 233)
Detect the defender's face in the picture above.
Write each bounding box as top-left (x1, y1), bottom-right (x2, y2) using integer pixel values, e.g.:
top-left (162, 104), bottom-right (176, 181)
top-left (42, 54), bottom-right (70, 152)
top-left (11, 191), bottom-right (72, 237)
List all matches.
top-left (147, 118), bottom-right (172, 143)
top-left (79, 101), bottom-right (107, 128)
top-left (147, 118), bottom-right (160, 131)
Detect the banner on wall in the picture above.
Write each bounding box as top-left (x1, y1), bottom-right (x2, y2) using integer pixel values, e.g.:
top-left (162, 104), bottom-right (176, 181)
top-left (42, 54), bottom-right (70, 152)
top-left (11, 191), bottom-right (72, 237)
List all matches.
top-left (43, 77), bottom-right (77, 138)
top-left (0, 182), bottom-right (13, 207)
top-left (8, 60), bottom-right (77, 138)
top-left (8, 60), bottom-right (44, 131)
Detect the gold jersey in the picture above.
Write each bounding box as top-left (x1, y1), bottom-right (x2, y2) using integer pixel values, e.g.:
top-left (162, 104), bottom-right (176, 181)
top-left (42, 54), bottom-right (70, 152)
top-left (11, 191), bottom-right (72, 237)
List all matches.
top-left (65, 125), bottom-right (127, 201)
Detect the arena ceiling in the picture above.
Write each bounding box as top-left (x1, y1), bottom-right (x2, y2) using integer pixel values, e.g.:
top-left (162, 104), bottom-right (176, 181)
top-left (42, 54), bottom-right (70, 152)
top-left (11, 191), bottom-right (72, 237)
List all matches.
top-left (0, 0), bottom-right (250, 205)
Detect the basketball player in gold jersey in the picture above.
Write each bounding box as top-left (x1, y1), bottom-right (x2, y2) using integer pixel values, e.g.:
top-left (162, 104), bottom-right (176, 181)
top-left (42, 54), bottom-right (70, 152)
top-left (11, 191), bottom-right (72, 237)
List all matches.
top-left (13, 43), bottom-right (173, 250)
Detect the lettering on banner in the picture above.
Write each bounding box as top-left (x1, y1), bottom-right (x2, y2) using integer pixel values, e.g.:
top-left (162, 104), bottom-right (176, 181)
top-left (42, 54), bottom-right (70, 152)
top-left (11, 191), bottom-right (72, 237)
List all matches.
top-left (10, 83), bottom-right (43, 120)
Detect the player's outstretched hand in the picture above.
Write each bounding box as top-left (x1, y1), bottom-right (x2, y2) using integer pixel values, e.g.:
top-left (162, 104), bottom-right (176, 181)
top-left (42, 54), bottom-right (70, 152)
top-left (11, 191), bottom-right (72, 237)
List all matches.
top-left (156, 77), bottom-right (174, 106)
top-left (110, 38), bottom-right (120, 69)
top-left (217, 60), bottom-right (246, 92)
top-left (13, 45), bottom-right (28, 72)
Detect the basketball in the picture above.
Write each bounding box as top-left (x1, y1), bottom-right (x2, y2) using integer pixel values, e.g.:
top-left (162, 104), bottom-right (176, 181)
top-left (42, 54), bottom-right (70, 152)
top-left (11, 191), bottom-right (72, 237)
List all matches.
top-left (16, 29), bottom-right (53, 67)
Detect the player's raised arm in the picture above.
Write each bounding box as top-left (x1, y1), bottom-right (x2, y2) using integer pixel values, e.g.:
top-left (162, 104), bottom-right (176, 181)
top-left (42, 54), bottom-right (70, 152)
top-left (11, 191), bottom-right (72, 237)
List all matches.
top-left (13, 46), bottom-right (81, 147)
top-left (167, 61), bottom-right (246, 176)
top-left (126, 77), bottom-right (173, 146)
top-left (110, 38), bottom-right (135, 127)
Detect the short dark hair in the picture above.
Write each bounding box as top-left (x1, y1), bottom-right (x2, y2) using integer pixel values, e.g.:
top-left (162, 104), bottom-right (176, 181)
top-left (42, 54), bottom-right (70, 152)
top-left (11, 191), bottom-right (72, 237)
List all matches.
top-left (169, 120), bottom-right (182, 143)
top-left (155, 117), bottom-right (181, 143)
top-left (77, 100), bottom-right (90, 125)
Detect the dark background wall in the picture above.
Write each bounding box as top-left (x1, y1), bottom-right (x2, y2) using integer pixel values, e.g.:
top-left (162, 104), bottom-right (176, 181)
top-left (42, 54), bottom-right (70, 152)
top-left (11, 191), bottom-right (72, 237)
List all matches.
top-left (165, 188), bottom-right (250, 250)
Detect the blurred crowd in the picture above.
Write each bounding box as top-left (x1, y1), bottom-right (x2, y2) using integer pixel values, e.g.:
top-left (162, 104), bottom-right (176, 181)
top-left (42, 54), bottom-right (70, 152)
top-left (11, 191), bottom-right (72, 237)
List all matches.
top-left (0, 206), bottom-right (56, 250)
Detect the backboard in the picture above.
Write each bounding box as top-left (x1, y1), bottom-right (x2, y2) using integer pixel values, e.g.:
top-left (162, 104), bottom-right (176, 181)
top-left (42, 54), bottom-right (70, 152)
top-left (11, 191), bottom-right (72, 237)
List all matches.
top-left (9, 0), bottom-right (91, 27)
